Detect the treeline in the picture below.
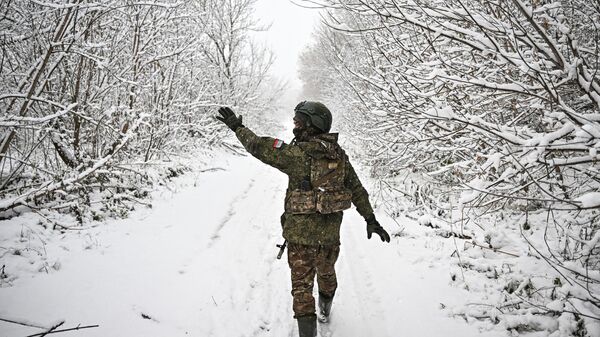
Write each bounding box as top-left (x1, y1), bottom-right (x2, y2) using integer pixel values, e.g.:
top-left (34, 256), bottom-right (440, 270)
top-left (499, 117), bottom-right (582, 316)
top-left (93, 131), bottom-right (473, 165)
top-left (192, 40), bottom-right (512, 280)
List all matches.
top-left (0, 0), bottom-right (279, 221)
top-left (297, 0), bottom-right (599, 335)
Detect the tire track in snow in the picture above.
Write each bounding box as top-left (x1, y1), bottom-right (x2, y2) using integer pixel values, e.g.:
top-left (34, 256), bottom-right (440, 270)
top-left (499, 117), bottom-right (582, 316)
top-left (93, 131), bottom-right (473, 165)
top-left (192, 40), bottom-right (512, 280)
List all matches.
top-left (234, 178), bottom-right (295, 337)
top-left (333, 223), bottom-right (383, 337)
top-left (207, 178), bottom-right (255, 248)
top-left (191, 163), bottom-right (294, 337)
top-left (177, 176), bottom-right (257, 274)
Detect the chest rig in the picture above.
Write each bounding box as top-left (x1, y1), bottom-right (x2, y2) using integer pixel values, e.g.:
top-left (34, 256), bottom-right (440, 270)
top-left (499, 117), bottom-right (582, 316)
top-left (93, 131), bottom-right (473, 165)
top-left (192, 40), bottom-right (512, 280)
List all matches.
top-left (285, 133), bottom-right (353, 214)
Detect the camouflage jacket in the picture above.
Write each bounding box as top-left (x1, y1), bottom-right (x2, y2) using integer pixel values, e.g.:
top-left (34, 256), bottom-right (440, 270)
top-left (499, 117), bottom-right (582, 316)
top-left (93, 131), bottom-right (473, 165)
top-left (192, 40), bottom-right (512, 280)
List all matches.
top-left (235, 127), bottom-right (374, 246)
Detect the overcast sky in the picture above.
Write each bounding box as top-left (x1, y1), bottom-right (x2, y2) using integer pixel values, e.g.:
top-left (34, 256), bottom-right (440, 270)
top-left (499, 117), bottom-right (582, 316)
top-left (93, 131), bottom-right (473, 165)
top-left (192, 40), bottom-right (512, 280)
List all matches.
top-left (253, 0), bottom-right (322, 108)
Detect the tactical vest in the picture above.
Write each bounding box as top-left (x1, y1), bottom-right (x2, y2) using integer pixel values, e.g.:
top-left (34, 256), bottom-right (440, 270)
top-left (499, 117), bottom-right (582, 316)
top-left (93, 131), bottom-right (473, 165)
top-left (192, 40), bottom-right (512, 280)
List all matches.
top-left (285, 134), bottom-right (353, 214)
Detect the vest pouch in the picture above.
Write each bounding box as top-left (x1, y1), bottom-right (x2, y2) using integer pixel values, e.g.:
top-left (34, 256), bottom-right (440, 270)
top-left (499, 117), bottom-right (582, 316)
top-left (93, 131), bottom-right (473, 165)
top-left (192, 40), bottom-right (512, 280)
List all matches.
top-left (316, 189), bottom-right (352, 214)
top-left (285, 190), bottom-right (317, 214)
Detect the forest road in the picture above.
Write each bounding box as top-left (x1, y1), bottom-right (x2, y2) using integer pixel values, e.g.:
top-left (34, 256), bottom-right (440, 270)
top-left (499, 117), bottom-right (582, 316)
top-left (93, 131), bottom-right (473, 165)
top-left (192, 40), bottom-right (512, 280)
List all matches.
top-left (0, 153), bottom-right (506, 337)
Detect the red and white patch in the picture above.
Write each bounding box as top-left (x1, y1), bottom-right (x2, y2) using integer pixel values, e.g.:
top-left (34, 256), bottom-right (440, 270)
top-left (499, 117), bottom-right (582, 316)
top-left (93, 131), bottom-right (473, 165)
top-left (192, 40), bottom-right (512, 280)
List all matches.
top-left (273, 139), bottom-right (284, 149)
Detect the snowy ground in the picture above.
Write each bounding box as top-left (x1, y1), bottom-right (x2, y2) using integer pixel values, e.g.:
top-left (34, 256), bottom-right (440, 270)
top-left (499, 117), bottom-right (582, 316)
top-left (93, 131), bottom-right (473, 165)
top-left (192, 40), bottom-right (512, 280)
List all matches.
top-left (1, 152), bottom-right (520, 337)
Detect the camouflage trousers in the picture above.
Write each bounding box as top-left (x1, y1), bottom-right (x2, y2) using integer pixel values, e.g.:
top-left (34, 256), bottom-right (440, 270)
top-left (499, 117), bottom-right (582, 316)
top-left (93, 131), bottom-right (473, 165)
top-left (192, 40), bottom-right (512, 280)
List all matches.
top-left (287, 242), bottom-right (340, 318)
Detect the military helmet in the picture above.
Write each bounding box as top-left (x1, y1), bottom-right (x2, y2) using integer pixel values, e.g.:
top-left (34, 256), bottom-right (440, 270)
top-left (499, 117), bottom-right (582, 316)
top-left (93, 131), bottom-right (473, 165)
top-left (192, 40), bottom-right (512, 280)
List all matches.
top-left (294, 101), bottom-right (332, 133)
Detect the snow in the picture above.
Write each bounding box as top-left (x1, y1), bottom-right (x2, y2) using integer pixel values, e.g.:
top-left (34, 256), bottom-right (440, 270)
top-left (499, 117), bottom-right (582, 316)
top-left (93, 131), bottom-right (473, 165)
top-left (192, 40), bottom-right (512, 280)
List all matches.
top-left (0, 152), bottom-right (512, 337)
top-left (535, 122), bottom-right (575, 147)
top-left (459, 177), bottom-right (488, 207)
top-left (575, 192), bottom-right (600, 208)
top-left (370, 109), bottom-right (388, 117)
top-left (418, 213), bottom-right (433, 226)
top-left (482, 153), bottom-right (502, 171)
top-left (581, 124), bottom-right (600, 139)
top-left (425, 106), bottom-right (455, 119)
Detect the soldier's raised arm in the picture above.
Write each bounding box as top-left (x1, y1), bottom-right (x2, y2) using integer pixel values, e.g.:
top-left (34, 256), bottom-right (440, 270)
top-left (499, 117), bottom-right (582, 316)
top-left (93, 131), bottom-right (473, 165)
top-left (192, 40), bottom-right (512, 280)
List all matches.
top-left (216, 106), bottom-right (302, 174)
top-left (345, 159), bottom-right (391, 242)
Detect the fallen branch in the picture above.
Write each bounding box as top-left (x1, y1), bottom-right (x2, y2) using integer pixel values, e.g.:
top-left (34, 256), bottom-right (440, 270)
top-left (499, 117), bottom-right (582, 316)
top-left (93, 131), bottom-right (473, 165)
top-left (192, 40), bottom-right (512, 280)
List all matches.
top-left (25, 324), bottom-right (99, 337)
top-left (199, 167), bottom-right (225, 173)
top-left (52, 223), bottom-right (96, 231)
top-left (36, 320), bottom-right (64, 337)
top-left (437, 229), bottom-right (472, 240)
top-left (452, 312), bottom-right (498, 323)
top-left (466, 241), bottom-right (520, 257)
top-left (418, 219), bottom-right (472, 239)
top-left (0, 317), bottom-right (47, 329)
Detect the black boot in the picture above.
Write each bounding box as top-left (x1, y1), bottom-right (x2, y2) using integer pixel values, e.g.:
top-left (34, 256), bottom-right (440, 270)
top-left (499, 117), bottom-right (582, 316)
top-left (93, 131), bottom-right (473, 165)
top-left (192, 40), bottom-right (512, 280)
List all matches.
top-left (297, 315), bottom-right (317, 337)
top-left (318, 292), bottom-right (334, 323)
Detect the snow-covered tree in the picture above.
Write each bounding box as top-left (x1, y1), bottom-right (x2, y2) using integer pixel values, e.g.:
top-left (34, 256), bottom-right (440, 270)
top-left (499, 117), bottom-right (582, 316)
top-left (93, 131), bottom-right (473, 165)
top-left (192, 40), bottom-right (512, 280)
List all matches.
top-left (298, 0), bottom-right (600, 334)
top-left (0, 0), bottom-right (276, 220)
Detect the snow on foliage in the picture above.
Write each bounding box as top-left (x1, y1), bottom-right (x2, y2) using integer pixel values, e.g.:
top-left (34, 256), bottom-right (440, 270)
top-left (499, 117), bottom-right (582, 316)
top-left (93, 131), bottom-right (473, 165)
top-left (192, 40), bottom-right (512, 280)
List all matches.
top-left (575, 192), bottom-right (600, 209)
top-left (297, 0), bottom-right (600, 335)
top-left (0, 0), bottom-right (280, 222)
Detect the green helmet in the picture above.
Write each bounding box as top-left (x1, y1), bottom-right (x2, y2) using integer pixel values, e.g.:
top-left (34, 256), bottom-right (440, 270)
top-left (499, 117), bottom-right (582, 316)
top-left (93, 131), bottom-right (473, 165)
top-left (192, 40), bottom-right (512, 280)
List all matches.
top-left (294, 101), bottom-right (332, 133)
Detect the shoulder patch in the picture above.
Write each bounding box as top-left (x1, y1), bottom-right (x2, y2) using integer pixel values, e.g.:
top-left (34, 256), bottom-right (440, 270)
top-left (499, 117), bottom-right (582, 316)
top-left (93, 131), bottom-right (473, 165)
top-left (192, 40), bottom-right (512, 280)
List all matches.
top-left (273, 138), bottom-right (285, 149)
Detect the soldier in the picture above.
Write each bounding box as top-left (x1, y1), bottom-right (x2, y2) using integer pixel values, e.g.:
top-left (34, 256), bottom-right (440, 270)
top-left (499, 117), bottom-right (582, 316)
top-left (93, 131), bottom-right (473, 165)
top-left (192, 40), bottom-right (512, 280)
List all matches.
top-left (216, 102), bottom-right (390, 337)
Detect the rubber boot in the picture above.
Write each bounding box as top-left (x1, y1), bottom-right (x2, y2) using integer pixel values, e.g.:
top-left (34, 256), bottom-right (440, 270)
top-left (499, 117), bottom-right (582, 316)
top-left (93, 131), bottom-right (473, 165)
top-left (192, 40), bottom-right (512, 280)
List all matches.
top-left (318, 292), bottom-right (334, 323)
top-left (297, 315), bottom-right (317, 337)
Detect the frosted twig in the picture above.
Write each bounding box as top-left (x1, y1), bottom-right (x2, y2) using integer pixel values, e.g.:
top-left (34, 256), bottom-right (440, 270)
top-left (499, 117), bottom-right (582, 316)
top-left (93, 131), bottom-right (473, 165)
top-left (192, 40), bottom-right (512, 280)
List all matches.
top-left (37, 320), bottom-right (65, 337)
top-left (450, 202), bottom-right (467, 286)
top-left (25, 323), bottom-right (100, 337)
top-left (513, 293), bottom-right (600, 321)
top-left (52, 224), bottom-right (96, 231)
top-left (466, 241), bottom-right (520, 257)
top-left (0, 317), bottom-right (47, 329)
top-left (199, 167), bottom-right (226, 173)
top-left (519, 224), bottom-right (575, 287)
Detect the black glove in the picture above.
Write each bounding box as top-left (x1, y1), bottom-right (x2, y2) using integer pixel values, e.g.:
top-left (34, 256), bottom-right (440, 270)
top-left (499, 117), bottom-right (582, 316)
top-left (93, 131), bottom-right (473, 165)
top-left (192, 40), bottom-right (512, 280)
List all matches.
top-left (216, 106), bottom-right (244, 131)
top-left (365, 214), bottom-right (390, 242)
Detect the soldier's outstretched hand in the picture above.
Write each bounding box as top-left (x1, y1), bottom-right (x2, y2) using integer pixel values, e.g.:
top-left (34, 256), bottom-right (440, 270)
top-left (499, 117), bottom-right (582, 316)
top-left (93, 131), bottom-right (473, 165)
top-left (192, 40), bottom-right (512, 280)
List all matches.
top-left (365, 214), bottom-right (391, 242)
top-left (216, 106), bottom-right (244, 131)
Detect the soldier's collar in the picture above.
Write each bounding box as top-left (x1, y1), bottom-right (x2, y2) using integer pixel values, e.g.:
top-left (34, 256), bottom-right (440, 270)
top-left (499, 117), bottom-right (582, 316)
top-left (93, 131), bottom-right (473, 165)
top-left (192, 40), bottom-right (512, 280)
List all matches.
top-left (310, 133), bottom-right (338, 143)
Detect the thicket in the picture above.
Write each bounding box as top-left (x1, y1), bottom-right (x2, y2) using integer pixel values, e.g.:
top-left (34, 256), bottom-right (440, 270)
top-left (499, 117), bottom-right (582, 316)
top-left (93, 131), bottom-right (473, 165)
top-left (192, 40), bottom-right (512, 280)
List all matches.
top-left (0, 0), bottom-right (280, 224)
top-left (297, 0), bottom-right (600, 335)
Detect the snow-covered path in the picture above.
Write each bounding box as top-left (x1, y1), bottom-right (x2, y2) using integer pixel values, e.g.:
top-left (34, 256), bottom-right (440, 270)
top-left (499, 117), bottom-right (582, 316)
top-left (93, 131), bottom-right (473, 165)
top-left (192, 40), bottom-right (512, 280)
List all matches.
top-left (0, 154), bottom-right (506, 337)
